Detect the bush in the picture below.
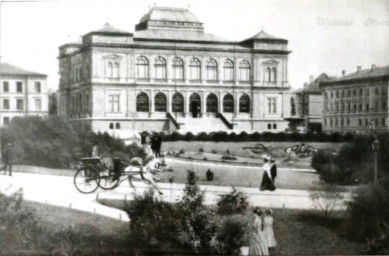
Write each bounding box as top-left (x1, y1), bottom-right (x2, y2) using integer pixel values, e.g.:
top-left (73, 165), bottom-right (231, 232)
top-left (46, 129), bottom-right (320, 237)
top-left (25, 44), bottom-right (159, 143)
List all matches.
top-left (199, 148), bottom-right (204, 152)
top-left (221, 155), bottom-right (237, 161)
top-left (346, 177), bottom-right (389, 244)
top-left (206, 169), bottom-right (214, 181)
top-left (217, 187), bottom-right (249, 215)
top-left (0, 116), bottom-right (145, 169)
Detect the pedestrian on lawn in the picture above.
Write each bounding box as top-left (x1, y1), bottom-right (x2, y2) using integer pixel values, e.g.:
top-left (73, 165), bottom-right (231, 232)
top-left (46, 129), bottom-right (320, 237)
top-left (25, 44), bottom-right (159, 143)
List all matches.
top-left (249, 207), bottom-right (269, 256)
top-left (0, 143), bottom-right (13, 176)
top-left (263, 208), bottom-right (277, 252)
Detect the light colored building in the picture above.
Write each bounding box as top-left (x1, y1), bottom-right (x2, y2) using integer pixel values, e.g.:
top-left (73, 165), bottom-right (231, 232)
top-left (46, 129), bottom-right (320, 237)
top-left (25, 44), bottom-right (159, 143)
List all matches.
top-left (290, 74), bottom-right (331, 133)
top-left (0, 63), bottom-right (48, 126)
top-left (320, 65), bottom-right (389, 134)
top-left (58, 6), bottom-right (293, 136)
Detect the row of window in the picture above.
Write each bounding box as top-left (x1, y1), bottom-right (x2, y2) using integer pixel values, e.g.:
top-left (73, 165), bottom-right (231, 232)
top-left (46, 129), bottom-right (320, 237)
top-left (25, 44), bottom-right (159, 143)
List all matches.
top-left (324, 118), bottom-right (387, 127)
top-left (325, 101), bottom-right (387, 112)
top-left (70, 94), bottom-right (90, 115)
top-left (324, 86), bottom-right (386, 99)
top-left (2, 81), bottom-right (41, 93)
top-left (134, 92), bottom-right (251, 113)
top-left (1, 98), bottom-right (42, 111)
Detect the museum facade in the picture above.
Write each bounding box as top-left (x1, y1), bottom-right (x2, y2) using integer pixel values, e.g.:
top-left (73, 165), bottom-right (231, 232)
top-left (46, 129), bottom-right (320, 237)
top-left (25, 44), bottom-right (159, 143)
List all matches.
top-left (58, 6), bottom-right (293, 136)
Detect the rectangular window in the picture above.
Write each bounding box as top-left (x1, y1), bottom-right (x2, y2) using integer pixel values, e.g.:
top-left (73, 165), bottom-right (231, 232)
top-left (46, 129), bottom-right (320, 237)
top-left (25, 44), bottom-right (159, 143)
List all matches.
top-left (3, 99), bottom-right (9, 110)
top-left (35, 99), bottom-right (42, 111)
top-left (359, 119), bottom-right (362, 126)
top-left (267, 97), bottom-right (277, 114)
top-left (35, 82), bottom-right (41, 93)
top-left (108, 95), bottom-right (120, 113)
top-left (383, 118), bottom-right (386, 126)
top-left (3, 81), bottom-right (9, 92)
top-left (16, 99), bottom-right (24, 110)
top-left (365, 119), bottom-right (368, 126)
top-left (17, 82), bottom-right (23, 92)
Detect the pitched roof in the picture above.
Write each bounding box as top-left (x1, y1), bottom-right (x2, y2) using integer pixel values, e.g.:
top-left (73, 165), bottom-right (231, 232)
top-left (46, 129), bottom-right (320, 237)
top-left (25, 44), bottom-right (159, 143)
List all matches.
top-left (134, 29), bottom-right (233, 42)
top-left (243, 30), bottom-right (287, 42)
top-left (331, 65), bottom-right (389, 82)
top-left (95, 22), bottom-right (131, 34)
top-left (0, 62), bottom-right (47, 77)
top-left (139, 6), bottom-right (199, 23)
top-left (300, 73), bottom-right (331, 93)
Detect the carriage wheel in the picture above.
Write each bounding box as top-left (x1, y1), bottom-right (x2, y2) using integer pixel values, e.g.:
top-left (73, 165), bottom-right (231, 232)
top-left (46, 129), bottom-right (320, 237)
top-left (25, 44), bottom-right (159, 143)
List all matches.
top-left (74, 167), bottom-right (100, 194)
top-left (98, 171), bottom-right (120, 190)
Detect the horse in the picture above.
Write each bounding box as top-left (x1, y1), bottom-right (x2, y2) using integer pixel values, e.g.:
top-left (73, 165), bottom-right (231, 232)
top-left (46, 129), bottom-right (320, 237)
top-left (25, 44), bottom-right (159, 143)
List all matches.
top-left (122, 157), bottom-right (170, 195)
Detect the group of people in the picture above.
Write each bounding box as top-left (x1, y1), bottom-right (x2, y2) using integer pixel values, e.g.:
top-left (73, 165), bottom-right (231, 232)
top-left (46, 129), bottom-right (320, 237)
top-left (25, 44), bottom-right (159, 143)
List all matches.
top-left (249, 208), bottom-right (276, 256)
top-left (260, 154), bottom-right (277, 191)
top-left (141, 132), bottom-right (163, 157)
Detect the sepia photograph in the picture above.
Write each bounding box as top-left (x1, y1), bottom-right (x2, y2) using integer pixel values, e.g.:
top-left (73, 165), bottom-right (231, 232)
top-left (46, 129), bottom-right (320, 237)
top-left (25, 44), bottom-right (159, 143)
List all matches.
top-left (0, 0), bottom-right (388, 255)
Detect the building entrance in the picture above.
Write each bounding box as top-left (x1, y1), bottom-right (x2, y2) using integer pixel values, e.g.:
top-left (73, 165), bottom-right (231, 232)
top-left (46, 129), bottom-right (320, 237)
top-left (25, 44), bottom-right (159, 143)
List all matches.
top-left (190, 93), bottom-right (201, 118)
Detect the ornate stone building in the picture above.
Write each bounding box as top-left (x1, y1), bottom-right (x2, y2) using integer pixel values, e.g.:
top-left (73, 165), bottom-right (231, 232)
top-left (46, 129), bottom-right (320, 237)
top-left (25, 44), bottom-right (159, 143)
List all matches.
top-left (58, 6), bottom-right (292, 136)
top-left (320, 65), bottom-right (389, 134)
top-left (0, 63), bottom-right (48, 126)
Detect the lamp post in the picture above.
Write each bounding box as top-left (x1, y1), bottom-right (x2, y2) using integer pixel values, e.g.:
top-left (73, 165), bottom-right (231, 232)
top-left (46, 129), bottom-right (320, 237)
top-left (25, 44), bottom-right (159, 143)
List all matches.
top-left (372, 138), bottom-right (379, 183)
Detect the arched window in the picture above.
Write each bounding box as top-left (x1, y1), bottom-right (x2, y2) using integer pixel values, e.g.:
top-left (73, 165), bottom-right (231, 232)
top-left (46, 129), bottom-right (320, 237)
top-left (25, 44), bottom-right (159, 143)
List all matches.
top-left (189, 58), bottom-right (201, 81)
top-left (206, 93), bottom-right (218, 113)
top-left (239, 94), bottom-right (250, 113)
top-left (116, 123), bottom-right (120, 129)
top-left (107, 62), bottom-right (113, 78)
top-left (136, 92), bottom-right (149, 112)
top-left (109, 123), bottom-right (114, 129)
top-left (172, 92), bottom-right (184, 113)
top-left (266, 67), bottom-right (271, 82)
top-left (239, 60), bottom-right (250, 81)
top-left (136, 56), bottom-right (149, 79)
top-left (113, 62), bottom-right (119, 78)
top-left (271, 68), bottom-right (277, 82)
top-left (223, 94), bottom-right (234, 113)
top-left (154, 56), bottom-right (166, 80)
top-left (154, 92), bottom-right (167, 112)
top-left (172, 57), bottom-right (184, 80)
top-left (223, 59), bottom-right (234, 81)
top-left (206, 58), bottom-right (218, 81)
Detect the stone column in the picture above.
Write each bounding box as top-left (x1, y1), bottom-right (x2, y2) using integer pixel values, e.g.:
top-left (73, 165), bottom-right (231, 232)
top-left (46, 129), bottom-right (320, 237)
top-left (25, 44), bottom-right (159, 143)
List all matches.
top-left (201, 91), bottom-right (206, 116)
top-left (167, 90), bottom-right (172, 113)
top-left (185, 90), bottom-right (190, 117)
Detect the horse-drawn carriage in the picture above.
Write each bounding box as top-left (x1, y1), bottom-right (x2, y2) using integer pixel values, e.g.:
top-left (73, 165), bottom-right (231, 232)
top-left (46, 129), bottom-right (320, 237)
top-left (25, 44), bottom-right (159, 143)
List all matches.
top-left (73, 156), bottom-right (167, 194)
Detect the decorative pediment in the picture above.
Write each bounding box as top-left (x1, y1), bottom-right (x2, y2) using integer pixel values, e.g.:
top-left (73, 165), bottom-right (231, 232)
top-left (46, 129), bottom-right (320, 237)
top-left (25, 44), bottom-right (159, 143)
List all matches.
top-left (102, 54), bottom-right (123, 60)
top-left (263, 60), bottom-right (279, 65)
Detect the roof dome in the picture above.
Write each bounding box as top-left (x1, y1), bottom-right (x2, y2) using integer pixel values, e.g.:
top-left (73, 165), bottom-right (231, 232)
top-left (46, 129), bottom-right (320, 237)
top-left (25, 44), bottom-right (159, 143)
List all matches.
top-left (139, 6), bottom-right (199, 23)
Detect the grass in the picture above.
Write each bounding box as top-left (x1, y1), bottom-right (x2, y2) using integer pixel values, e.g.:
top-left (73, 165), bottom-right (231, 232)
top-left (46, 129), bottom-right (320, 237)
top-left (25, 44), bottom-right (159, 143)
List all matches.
top-left (160, 159), bottom-right (322, 190)
top-left (99, 198), bottom-right (364, 255)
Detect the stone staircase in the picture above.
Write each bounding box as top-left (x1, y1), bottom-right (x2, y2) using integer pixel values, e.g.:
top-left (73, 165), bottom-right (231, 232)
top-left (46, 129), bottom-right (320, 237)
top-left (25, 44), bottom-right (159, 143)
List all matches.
top-left (177, 116), bottom-right (230, 133)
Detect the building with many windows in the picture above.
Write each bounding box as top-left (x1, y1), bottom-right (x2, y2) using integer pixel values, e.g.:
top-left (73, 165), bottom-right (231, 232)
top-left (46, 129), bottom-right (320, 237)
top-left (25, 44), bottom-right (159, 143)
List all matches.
top-left (58, 6), bottom-right (292, 136)
top-left (320, 65), bottom-right (389, 134)
top-left (289, 74), bottom-right (331, 133)
top-left (0, 63), bottom-right (48, 126)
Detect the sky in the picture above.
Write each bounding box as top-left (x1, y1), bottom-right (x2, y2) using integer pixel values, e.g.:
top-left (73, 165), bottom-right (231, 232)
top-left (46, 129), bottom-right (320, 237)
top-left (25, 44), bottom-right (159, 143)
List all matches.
top-left (1, 0), bottom-right (388, 91)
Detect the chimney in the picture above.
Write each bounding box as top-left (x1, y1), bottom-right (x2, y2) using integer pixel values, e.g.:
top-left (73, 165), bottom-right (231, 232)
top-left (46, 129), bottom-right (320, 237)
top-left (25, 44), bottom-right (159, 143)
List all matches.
top-left (371, 64), bottom-right (376, 70)
top-left (309, 75), bottom-right (314, 83)
top-left (357, 66), bottom-right (362, 73)
top-left (342, 70), bottom-right (346, 76)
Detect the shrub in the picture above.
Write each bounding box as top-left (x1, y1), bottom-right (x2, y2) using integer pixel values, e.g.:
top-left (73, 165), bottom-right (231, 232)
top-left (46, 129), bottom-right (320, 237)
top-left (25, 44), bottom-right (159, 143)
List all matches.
top-left (199, 148), bottom-right (204, 152)
top-left (206, 169), bottom-right (214, 181)
top-left (346, 177), bottom-right (389, 244)
top-left (217, 187), bottom-right (249, 215)
top-left (179, 149), bottom-right (185, 154)
top-left (221, 155), bottom-right (237, 161)
top-left (309, 182), bottom-right (344, 218)
top-left (211, 149), bottom-right (217, 154)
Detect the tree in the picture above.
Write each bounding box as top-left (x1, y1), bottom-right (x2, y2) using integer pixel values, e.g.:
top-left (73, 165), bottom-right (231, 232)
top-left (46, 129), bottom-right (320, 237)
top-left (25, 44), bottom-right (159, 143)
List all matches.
top-left (49, 92), bottom-right (58, 116)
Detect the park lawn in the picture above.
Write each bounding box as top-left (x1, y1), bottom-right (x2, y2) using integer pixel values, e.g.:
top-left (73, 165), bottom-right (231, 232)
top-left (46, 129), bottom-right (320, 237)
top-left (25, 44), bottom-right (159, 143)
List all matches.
top-left (160, 158), bottom-right (322, 190)
top-left (162, 141), bottom-right (344, 158)
top-left (22, 200), bottom-right (130, 254)
top-left (98, 198), bottom-right (364, 255)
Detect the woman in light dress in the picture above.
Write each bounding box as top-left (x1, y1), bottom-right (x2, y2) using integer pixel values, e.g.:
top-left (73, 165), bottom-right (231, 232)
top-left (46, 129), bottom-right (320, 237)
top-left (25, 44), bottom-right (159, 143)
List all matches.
top-left (263, 208), bottom-right (276, 251)
top-left (249, 208), bottom-right (269, 256)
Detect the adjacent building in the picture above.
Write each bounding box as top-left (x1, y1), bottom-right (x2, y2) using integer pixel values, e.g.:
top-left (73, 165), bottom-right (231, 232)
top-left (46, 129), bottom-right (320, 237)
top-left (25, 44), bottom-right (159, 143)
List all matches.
top-left (290, 74), bottom-right (331, 132)
top-left (57, 6), bottom-right (293, 136)
top-left (320, 65), bottom-right (389, 134)
top-left (0, 63), bottom-right (48, 126)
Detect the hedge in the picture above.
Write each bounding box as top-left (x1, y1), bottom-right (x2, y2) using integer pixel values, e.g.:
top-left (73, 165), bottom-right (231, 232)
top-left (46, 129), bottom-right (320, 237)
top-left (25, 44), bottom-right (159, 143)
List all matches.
top-left (160, 131), bottom-right (356, 142)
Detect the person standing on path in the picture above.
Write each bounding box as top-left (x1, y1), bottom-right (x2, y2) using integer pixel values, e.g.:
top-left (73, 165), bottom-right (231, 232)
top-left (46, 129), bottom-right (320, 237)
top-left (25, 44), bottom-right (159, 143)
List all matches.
top-left (263, 208), bottom-right (277, 253)
top-left (154, 133), bottom-right (162, 157)
top-left (0, 143), bottom-right (13, 176)
top-left (270, 158), bottom-right (277, 188)
top-left (249, 208), bottom-right (269, 256)
top-left (260, 155), bottom-right (275, 191)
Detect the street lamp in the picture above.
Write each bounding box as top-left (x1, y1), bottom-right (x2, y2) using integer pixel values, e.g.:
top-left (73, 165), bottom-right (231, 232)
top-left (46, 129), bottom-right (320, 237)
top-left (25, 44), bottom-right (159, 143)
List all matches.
top-left (372, 138), bottom-right (379, 182)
